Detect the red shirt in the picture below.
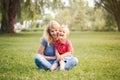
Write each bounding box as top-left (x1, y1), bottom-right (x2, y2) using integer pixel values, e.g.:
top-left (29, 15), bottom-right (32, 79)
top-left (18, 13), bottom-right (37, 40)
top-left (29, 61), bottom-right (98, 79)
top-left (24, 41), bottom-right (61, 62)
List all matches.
top-left (54, 39), bottom-right (73, 55)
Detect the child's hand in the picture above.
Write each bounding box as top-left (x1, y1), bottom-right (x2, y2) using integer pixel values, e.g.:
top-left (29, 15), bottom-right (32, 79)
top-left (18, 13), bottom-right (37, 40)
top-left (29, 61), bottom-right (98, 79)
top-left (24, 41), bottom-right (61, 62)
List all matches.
top-left (56, 49), bottom-right (62, 61)
top-left (57, 55), bottom-right (62, 61)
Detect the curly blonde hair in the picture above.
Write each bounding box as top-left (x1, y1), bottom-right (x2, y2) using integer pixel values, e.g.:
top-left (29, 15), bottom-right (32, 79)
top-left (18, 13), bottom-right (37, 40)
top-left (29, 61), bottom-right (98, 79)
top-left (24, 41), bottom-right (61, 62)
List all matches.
top-left (43, 20), bottom-right (60, 45)
top-left (60, 24), bottom-right (70, 37)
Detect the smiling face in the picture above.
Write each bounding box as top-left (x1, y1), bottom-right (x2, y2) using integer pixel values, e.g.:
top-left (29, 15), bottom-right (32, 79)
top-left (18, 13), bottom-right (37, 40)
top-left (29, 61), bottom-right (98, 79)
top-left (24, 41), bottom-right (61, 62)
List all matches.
top-left (58, 25), bottom-right (70, 40)
top-left (47, 21), bottom-right (60, 40)
top-left (49, 28), bottom-right (59, 39)
top-left (58, 28), bottom-right (67, 39)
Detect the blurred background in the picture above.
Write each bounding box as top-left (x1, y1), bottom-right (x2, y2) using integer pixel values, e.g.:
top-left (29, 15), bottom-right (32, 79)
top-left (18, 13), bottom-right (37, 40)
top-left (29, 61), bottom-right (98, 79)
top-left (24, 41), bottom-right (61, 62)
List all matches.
top-left (0, 0), bottom-right (120, 33)
top-left (0, 1), bottom-right (120, 80)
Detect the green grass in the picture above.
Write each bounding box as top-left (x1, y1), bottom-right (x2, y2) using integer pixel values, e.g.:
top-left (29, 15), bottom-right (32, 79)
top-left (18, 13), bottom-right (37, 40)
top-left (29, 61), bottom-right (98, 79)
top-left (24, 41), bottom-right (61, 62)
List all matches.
top-left (0, 31), bottom-right (120, 80)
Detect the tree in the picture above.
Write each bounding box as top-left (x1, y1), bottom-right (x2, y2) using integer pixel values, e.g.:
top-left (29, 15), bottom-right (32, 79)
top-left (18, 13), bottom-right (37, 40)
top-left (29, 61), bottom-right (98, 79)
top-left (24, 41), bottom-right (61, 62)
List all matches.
top-left (94, 0), bottom-right (120, 31)
top-left (0, 0), bottom-right (64, 33)
top-left (67, 0), bottom-right (88, 31)
top-left (55, 9), bottom-right (71, 25)
top-left (0, 0), bottom-right (20, 33)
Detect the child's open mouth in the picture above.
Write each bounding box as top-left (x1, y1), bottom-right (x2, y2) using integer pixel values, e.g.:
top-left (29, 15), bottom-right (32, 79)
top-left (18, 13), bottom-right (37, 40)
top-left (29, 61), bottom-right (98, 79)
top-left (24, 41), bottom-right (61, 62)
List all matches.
top-left (59, 34), bottom-right (64, 37)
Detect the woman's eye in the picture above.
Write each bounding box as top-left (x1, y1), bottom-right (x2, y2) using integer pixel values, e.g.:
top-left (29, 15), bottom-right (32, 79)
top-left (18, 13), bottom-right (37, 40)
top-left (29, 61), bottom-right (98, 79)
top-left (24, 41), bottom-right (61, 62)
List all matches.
top-left (51, 31), bottom-right (53, 32)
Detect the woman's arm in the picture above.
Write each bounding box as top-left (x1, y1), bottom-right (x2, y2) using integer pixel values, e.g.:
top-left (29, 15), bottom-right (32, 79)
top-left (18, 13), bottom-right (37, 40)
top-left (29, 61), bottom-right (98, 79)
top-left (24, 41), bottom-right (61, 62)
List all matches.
top-left (37, 44), bottom-right (44, 55)
top-left (43, 55), bottom-right (56, 60)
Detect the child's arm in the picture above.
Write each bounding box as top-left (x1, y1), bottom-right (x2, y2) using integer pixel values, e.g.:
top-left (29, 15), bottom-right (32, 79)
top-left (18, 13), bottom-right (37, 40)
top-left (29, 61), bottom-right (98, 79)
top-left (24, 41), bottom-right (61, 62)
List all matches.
top-left (61, 52), bottom-right (72, 58)
top-left (55, 50), bottom-right (62, 61)
top-left (61, 40), bottom-right (73, 58)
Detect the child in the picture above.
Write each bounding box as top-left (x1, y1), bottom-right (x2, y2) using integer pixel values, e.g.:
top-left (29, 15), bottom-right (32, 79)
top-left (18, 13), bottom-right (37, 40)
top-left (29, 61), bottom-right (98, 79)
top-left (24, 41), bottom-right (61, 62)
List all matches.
top-left (50, 24), bottom-right (74, 70)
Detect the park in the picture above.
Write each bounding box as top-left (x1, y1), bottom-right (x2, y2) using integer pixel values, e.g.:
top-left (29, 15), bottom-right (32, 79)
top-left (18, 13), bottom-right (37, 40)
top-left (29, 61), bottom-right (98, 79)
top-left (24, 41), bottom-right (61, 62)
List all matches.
top-left (0, 0), bottom-right (120, 80)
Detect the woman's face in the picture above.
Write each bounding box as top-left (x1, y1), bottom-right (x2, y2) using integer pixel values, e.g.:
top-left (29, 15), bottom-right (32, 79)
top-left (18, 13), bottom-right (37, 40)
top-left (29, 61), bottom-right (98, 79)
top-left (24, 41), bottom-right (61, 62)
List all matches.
top-left (49, 28), bottom-right (59, 39)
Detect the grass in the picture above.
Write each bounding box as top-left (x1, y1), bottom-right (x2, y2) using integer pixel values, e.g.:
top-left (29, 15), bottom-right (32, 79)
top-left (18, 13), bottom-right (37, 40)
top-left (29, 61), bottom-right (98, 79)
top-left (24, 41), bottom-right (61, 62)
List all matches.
top-left (0, 31), bottom-right (120, 80)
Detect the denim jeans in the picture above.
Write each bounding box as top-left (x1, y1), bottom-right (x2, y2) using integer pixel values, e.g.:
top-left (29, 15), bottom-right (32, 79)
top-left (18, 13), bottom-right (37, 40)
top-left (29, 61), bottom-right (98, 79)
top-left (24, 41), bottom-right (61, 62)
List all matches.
top-left (34, 54), bottom-right (55, 70)
top-left (34, 54), bottom-right (78, 70)
top-left (63, 56), bottom-right (78, 70)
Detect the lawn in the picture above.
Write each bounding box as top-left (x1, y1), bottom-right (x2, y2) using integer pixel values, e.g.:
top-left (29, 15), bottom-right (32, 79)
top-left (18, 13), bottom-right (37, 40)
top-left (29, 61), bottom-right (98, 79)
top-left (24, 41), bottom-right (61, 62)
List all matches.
top-left (0, 31), bottom-right (120, 80)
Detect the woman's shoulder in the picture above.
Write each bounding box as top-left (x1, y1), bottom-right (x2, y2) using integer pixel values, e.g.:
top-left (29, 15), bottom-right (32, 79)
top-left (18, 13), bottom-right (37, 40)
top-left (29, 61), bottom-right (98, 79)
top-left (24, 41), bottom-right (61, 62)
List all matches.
top-left (41, 38), bottom-right (47, 44)
top-left (41, 38), bottom-right (46, 42)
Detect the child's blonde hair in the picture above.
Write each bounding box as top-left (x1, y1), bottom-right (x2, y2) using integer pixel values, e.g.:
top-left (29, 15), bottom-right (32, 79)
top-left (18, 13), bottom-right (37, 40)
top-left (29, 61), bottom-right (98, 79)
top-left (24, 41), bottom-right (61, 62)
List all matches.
top-left (60, 24), bottom-right (70, 36)
top-left (43, 20), bottom-right (60, 44)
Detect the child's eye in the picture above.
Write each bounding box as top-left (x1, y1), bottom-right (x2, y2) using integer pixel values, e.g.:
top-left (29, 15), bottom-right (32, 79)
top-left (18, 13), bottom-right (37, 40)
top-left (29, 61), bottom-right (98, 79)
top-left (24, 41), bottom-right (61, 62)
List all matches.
top-left (50, 30), bottom-right (54, 32)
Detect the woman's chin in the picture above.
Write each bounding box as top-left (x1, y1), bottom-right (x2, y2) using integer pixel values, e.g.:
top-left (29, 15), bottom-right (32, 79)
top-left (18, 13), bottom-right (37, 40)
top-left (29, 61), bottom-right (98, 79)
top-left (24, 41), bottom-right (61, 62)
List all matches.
top-left (53, 36), bottom-right (58, 39)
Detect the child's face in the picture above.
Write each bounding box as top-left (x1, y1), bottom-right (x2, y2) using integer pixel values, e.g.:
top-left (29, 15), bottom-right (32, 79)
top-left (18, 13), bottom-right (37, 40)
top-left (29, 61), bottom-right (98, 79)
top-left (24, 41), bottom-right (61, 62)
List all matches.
top-left (58, 28), bottom-right (67, 40)
top-left (49, 28), bottom-right (59, 39)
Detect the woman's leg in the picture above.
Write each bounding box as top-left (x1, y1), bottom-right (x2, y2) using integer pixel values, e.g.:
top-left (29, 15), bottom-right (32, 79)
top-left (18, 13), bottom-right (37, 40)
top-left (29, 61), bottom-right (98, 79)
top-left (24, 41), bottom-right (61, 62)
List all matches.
top-left (34, 54), bottom-right (53, 70)
top-left (64, 56), bottom-right (78, 70)
top-left (50, 62), bottom-right (58, 71)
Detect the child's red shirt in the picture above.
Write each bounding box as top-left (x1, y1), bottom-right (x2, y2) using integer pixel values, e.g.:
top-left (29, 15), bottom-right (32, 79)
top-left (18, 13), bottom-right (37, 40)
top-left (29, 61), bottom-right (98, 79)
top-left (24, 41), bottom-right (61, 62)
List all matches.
top-left (54, 39), bottom-right (73, 55)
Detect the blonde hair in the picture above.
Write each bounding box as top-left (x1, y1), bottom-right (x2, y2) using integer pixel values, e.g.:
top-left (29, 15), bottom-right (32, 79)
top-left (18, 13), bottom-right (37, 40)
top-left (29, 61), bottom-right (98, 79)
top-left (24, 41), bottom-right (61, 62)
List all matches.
top-left (60, 24), bottom-right (70, 36)
top-left (43, 20), bottom-right (60, 45)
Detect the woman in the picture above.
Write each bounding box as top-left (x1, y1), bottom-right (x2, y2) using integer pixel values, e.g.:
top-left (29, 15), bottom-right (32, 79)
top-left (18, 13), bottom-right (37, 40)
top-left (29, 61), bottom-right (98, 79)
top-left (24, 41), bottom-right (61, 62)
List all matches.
top-left (34, 20), bottom-right (78, 70)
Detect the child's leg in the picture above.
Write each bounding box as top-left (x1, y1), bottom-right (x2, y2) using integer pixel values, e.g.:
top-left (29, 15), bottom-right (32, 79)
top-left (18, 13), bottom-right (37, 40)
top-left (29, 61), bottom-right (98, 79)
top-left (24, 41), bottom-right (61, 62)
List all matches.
top-left (60, 60), bottom-right (65, 70)
top-left (50, 63), bottom-right (58, 71)
top-left (64, 57), bottom-right (78, 70)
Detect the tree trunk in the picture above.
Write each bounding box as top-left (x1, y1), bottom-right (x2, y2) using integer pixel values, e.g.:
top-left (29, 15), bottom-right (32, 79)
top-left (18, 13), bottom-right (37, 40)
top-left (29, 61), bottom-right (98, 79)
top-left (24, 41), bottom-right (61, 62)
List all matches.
top-left (0, 0), bottom-right (19, 33)
top-left (114, 13), bottom-right (120, 32)
top-left (0, 0), bottom-right (9, 33)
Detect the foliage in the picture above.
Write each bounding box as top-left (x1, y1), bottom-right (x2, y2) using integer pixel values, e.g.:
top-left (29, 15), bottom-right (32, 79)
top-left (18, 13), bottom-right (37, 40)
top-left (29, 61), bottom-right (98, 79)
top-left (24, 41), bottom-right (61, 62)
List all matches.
top-left (94, 0), bottom-right (120, 15)
top-left (17, 0), bottom-right (65, 21)
top-left (0, 32), bottom-right (120, 80)
top-left (94, 0), bottom-right (120, 31)
top-left (103, 10), bottom-right (117, 31)
top-left (54, 0), bottom-right (89, 31)
top-left (92, 7), bottom-right (117, 31)
top-left (54, 0), bottom-right (117, 31)
top-left (92, 8), bottom-right (106, 31)
top-left (42, 14), bottom-right (53, 26)
top-left (0, 0), bottom-right (65, 33)
top-left (55, 9), bottom-right (71, 25)
top-left (0, 0), bottom-right (119, 33)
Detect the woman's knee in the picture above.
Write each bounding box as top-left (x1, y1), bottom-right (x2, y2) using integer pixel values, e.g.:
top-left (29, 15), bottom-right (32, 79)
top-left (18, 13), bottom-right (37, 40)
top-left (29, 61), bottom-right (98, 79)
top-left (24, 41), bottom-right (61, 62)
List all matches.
top-left (34, 54), bottom-right (44, 61)
top-left (34, 54), bottom-right (43, 67)
top-left (34, 54), bottom-right (41, 59)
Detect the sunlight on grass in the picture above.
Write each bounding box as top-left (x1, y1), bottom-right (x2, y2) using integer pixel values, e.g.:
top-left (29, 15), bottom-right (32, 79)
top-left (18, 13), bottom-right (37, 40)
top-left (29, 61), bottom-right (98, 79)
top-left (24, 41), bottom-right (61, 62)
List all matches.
top-left (0, 32), bottom-right (120, 80)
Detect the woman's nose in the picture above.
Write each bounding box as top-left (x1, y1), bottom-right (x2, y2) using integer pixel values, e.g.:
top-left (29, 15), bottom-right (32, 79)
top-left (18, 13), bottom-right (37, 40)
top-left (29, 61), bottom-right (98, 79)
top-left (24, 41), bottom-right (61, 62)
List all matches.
top-left (54, 31), bottom-right (57, 34)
